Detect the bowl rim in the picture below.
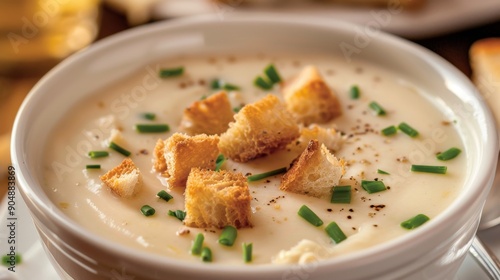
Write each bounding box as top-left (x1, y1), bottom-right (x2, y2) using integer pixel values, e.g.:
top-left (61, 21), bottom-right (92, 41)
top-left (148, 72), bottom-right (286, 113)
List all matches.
top-left (11, 13), bottom-right (499, 277)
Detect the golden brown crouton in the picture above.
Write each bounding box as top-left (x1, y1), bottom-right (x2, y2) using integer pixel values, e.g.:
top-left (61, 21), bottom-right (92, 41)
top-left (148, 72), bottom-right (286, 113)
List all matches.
top-left (184, 168), bottom-right (252, 229)
top-left (281, 140), bottom-right (345, 198)
top-left (470, 38), bottom-right (500, 127)
top-left (180, 91), bottom-right (235, 135)
top-left (282, 65), bottom-right (341, 125)
top-left (297, 124), bottom-right (344, 152)
top-left (218, 94), bottom-right (300, 162)
top-left (158, 133), bottom-right (220, 188)
top-left (100, 158), bottom-right (143, 198)
top-left (153, 138), bottom-right (167, 173)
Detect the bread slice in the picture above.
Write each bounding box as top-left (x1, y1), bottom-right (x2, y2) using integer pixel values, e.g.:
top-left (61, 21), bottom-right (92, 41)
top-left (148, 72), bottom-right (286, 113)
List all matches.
top-left (218, 94), bottom-right (300, 162)
top-left (470, 38), bottom-right (500, 127)
top-left (184, 168), bottom-right (252, 229)
top-left (180, 91), bottom-right (235, 135)
top-left (280, 140), bottom-right (345, 198)
top-left (100, 158), bottom-right (143, 198)
top-left (282, 65), bottom-right (342, 125)
top-left (154, 133), bottom-right (220, 188)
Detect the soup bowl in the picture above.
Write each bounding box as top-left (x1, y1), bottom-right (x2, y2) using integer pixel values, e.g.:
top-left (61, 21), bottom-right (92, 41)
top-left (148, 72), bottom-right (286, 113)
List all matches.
top-left (11, 14), bottom-right (498, 280)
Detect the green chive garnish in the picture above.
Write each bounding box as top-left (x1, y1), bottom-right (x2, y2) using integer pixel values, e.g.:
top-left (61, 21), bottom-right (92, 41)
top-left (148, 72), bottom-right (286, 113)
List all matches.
top-left (159, 67), bottom-right (184, 78)
top-left (215, 154), bottom-right (225, 171)
top-left (401, 214), bottom-right (430, 230)
top-left (218, 225), bottom-right (237, 246)
top-left (157, 190), bottom-right (173, 202)
top-left (361, 180), bottom-right (387, 194)
top-left (298, 205), bottom-right (323, 227)
top-left (109, 141), bottom-right (131, 157)
top-left (142, 112), bottom-right (156, 120)
top-left (211, 79), bottom-right (240, 91)
top-left (381, 125), bottom-right (397, 136)
top-left (349, 85), bottom-right (360, 99)
top-left (2, 254), bottom-right (21, 266)
top-left (140, 205), bottom-right (155, 216)
top-left (168, 209), bottom-right (186, 221)
top-left (377, 169), bottom-right (390, 175)
top-left (201, 247), bottom-right (212, 262)
top-left (369, 101), bottom-right (386, 115)
top-left (85, 164), bottom-right (101, 169)
top-left (88, 151), bottom-right (109, 158)
top-left (331, 185), bottom-right (351, 204)
top-left (410, 165), bottom-right (447, 174)
top-left (233, 105), bottom-right (244, 113)
top-left (243, 243), bottom-right (253, 263)
top-left (264, 64), bottom-right (282, 84)
top-left (135, 124), bottom-right (170, 133)
top-left (247, 167), bottom-right (287, 182)
top-left (436, 147), bottom-right (461, 161)
top-left (325, 222), bottom-right (347, 244)
top-left (254, 76), bottom-right (273, 90)
top-left (398, 122), bottom-right (419, 137)
top-left (191, 233), bottom-right (204, 255)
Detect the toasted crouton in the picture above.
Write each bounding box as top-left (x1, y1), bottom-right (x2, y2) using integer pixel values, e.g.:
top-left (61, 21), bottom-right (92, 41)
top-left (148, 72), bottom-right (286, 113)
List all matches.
top-left (100, 158), bottom-right (143, 198)
top-left (184, 168), bottom-right (252, 229)
top-left (282, 66), bottom-right (341, 125)
top-left (218, 94), bottom-right (300, 162)
top-left (281, 140), bottom-right (345, 198)
top-left (180, 91), bottom-right (235, 135)
top-left (298, 124), bottom-right (344, 152)
top-left (470, 38), bottom-right (500, 127)
top-left (157, 133), bottom-right (220, 188)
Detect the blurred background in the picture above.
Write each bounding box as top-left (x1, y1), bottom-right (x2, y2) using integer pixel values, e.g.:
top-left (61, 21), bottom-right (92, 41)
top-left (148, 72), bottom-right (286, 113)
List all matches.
top-left (0, 0), bottom-right (500, 198)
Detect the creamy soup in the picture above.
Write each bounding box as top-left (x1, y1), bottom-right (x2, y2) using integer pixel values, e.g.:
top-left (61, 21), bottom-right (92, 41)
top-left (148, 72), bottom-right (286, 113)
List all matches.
top-left (42, 53), bottom-right (466, 265)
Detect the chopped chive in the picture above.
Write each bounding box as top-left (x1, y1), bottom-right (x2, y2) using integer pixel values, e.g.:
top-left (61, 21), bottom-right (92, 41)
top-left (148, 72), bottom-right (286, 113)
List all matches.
top-left (361, 180), bottom-right (387, 194)
top-left (140, 205), bottom-right (155, 216)
top-left (211, 78), bottom-right (240, 91)
top-left (88, 151), bottom-right (109, 158)
top-left (85, 164), bottom-right (101, 169)
top-left (109, 141), bottom-right (131, 157)
top-left (218, 225), bottom-right (237, 246)
top-left (398, 122), bottom-right (419, 137)
top-left (254, 76), bottom-right (273, 90)
top-left (264, 64), bottom-right (282, 84)
top-left (331, 185), bottom-right (351, 204)
top-left (159, 66), bottom-right (184, 78)
top-left (377, 169), bottom-right (390, 175)
top-left (135, 124), bottom-right (170, 133)
top-left (436, 147), bottom-right (461, 161)
top-left (381, 125), bottom-right (397, 136)
top-left (200, 94), bottom-right (207, 100)
top-left (157, 190), bottom-right (173, 202)
top-left (325, 222), bottom-right (347, 244)
top-left (247, 167), bottom-right (287, 182)
top-left (191, 233), bottom-right (204, 255)
top-left (215, 154), bottom-right (225, 171)
top-left (369, 101), bottom-right (386, 115)
top-left (298, 205), bottom-right (323, 227)
top-left (349, 85), bottom-right (360, 99)
top-left (401, 214), bottom-right (430, 230)
top-left (243, 243), bottom-right (253, 263)
top-left (411, 165), bottom-right (447, 174)
top-left (210, 79), bottom-right (220, 90)
top-left (2, 254), bottom-right (21, 266)
top-left (223, 83), bottom-right (240, 91)
top-left (201, 247), bottom-right (212, 262)
top-left (168, 209), bottom-right (186, 221)
top-left (233, 105), bottom-right (244, 113)
top-left (141, 112), bottom-right (156, 120)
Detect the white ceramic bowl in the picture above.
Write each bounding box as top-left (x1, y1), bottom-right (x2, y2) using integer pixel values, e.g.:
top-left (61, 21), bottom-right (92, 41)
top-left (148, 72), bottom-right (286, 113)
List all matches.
top-left (11, 15), bottom-right (498, 280)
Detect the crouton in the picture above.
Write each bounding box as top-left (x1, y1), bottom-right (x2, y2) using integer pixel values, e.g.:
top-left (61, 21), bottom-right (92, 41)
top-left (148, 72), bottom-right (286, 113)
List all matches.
top-left (282, 65), bottom-right (341, 125)
top-left (180, 91), bottom-right (235, 135)
top-left (218, 94), bottom-right (300, 162)
top-left (100, 158), bottom-right (143, 198)
top-left (298, 124), bottom-right (344, 152)
top-left (280, 140), bottom-right (345, 198)
top-left (184, 168), bottom-right (252, 229)
top-left (155, 133), bottom-right (220, 188)
top-left (470, 38), bottom-right (500, 127)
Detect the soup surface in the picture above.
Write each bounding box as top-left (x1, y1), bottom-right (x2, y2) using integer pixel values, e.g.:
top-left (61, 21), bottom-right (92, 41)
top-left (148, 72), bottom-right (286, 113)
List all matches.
top-left (43, 53), bottom-right (466, 265)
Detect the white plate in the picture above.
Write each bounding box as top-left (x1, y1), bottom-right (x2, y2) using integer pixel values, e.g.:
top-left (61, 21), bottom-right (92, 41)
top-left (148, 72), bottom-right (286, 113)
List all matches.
top-left (151, 0), bottom-right (500, 39)
top-left (0, 191), bottom-right (494, 279)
